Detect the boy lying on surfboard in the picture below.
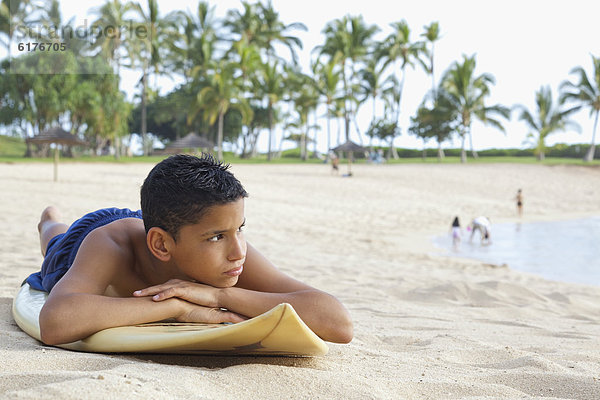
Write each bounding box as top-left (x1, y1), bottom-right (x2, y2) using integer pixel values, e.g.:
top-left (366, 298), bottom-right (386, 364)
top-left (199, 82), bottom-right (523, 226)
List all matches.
top-left (28, 154), bottom-right (353, 345)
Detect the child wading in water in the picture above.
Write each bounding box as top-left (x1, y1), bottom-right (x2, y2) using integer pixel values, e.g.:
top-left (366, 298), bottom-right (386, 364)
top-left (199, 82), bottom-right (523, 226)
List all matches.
top-left (31, 154), bottom-right (353, 345)
top-left (450, 216), bottom-right (462, 249)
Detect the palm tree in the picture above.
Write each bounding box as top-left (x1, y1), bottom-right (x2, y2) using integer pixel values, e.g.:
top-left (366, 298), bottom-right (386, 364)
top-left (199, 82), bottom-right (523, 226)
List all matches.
top-left (560, 54), bottom-right (600, 161)
top-left (91, 0), bottom-right (135, 78)
top-left (129, 0), bottom-right (179, 154)
top-left (380, 74), bottom-right (402, 158)
top-left (421, 21), bottom-right (441, 100)
top-left (0, 1), bottom-right (7, 46)
top-left (123, 30), bottom-right (150, 154)
top-left (515, 86), bottom-right (580, 160)
top-left (172, 2), bottom-right (218, 83)
top-left (131, 0), bottom-right (180, 86)
top-left (313, 54), bottom-right (342, 155)
top-left (191, 59), bottom-right (252, 160)
top-left (224, 1), bottom-right (261, 44)
top-left (381, 20), bottom-right (427, 121)
top-left (254, 59), bottom-right (285, 160)
top-left (228, 37), bottom-right (261, 158)
top-left (409, 89), bottom-right (457, 161)
top-left (317, 15), bottom-right (378, 143)
top-left (358, 57), bottom-right (387, 148)
top-left (287, 68), bottom-right (319, 161)
top-left (255, 0), bottom-right (306, 64)
top-left (0, 0), bottom-right (34, 60)
top-left (441, 54), bottom-right (510, 162)
top-left (365, 117), bottom-right (400, 160)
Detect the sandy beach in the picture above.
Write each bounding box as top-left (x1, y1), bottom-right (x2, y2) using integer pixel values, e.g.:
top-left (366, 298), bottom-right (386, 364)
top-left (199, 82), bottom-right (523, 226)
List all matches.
top-left (1, 160), bottom-right (599, 399)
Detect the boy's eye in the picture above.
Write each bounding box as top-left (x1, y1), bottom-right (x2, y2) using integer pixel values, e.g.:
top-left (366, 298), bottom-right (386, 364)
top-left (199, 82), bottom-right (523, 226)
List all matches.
top-left (208, 234), bottom-right (224, 242)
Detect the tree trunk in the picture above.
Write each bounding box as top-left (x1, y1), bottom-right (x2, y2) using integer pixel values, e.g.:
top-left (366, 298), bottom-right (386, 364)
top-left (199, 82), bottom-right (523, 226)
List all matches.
top-left (336, 117), bottom-right (341, 147)
top-left (300, 130), bottom-right (307, 161)
top-left (267, 101), bottom-right (273, 161)
top-left (277, 133), bottom-right (285, 159)
top-left (217, 111), bottom-right (224, 161)
top-left (344, 108), bottom-right (350, 143)
top-left (437, 141), bottom-right (445, 161)
top-left (326, 107), bottom-right (332, 160)
top-left (141, 67), bottom-right (148, 156)
top-left (352, 114), bottom-right (364, 146)
top-left (250, 130), bottom-right (259, 158)
top-left (240, 129), bottom-right (249, 159)
top-left (342, 62), bottom-right (350, 142)
top-left (311, 111), bottom-right (319, 158)
top-left (460, 134), bottom-right (467, 163)
top-left (468, 129), bottom-right (479, 159)
top-left (583, 110), bottom-right (598, 162)
top-left (113, 132), bottom-right (121, 161)
top-left (391, 137), bottom-right (399, 159)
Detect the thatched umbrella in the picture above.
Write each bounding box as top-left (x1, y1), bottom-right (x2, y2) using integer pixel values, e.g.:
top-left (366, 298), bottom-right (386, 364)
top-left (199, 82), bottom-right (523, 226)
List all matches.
top-left (331, 140), bottom-right (367, 175)
top-left (26, 127), bottom-right (86, 182)
top-left (165, 132), bottom-right (214, 154)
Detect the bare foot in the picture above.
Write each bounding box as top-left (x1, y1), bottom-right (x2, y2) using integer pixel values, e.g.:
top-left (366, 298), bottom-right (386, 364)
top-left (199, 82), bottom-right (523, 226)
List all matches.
top-left (38, 206), bottom-right (68, 257)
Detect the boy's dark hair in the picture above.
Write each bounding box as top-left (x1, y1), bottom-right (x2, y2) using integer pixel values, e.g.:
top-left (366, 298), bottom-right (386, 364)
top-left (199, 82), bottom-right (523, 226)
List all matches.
top-left (140, 153), bottom-right (248, 239)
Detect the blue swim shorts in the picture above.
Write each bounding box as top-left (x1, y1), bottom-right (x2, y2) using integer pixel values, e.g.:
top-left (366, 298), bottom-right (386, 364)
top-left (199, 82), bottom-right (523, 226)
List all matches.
top-left (26, 207), bottom-right (143, 292)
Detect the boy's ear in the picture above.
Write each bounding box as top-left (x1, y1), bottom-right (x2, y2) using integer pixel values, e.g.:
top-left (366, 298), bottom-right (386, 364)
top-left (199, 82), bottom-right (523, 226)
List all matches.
top-left (146, 227), bottom-right (175, 261)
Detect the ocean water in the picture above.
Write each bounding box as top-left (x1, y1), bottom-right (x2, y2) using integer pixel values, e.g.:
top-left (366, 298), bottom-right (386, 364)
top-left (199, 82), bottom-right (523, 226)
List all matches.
top-left (432, 216), bottom-right (600, 286)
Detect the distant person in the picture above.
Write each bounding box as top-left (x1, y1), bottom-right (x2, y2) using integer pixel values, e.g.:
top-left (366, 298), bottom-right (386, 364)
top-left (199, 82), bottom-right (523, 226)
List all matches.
top-left (450, 216), bottom-right (462, 249)
top-left (331, 154), bottom-right (340, 175)
top-left (515, 189), bottom-right (523, 217)
top-left (470, 216), bottom-right (492, 244)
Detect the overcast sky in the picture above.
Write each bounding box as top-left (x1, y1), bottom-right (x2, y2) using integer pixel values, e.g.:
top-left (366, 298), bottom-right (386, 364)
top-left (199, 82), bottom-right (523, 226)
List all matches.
top-left (10, 0), bottom-right (600, 151)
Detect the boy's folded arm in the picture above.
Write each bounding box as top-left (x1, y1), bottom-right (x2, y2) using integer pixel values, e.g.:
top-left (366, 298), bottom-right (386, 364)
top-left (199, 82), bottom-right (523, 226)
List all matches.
top-left (39, 292), bottom-right (183, 345)
top-left (37, 229), bottom-right (238, 345)
top-left (220, 243), bottom-right (353, 344)
top-left (218, 286), bottom-right (353, 344)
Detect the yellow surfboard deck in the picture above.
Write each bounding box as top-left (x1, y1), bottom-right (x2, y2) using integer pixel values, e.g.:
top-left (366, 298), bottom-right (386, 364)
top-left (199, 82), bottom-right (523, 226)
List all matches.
top-left (12, 283), bottom-right (328, 356)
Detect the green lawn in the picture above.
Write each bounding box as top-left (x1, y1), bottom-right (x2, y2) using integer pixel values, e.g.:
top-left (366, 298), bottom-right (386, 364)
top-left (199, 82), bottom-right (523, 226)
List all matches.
top-left (0, 135), bottom-right (27, 157)
top-left (1, 135), bottom-right (598, 166)
top-left (380, 155), bottom-right (600, 165)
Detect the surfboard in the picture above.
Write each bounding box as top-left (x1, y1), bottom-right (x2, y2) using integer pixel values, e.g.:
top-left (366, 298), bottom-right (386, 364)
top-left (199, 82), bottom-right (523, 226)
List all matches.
top-left (12, 283), bottom-right (329, 356)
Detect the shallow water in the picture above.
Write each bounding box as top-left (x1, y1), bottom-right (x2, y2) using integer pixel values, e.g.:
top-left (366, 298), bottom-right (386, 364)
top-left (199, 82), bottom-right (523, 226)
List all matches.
top-left (432, 216), bottom-right (600, 286)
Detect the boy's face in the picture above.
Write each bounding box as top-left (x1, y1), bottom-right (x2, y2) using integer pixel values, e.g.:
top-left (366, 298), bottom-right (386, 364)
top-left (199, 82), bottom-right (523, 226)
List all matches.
top-left (170, 199), bottom-right (247, 288)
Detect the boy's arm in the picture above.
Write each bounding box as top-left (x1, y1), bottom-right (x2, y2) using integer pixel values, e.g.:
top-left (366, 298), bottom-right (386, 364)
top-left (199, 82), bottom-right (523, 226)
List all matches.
top-left (39, 230), bottom-right (241, 345)
top-left (135, 243), bottom-right (353, 343)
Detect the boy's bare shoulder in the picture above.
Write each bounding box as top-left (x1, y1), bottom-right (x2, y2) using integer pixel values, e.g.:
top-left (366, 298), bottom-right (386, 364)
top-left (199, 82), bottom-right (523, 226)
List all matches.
top-left (84, 217), bottom-right (146, 255)
top-left (63, 218), bottom-right (149, 295)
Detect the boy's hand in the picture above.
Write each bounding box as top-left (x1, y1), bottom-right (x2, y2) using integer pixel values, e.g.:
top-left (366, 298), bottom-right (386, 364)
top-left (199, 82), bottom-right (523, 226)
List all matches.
top-left (133, 279), bottom-right (247, 324)
top-left (175, 300), bottom-right (247, 324)
top-left (133, 279), bottom-right (220, 308)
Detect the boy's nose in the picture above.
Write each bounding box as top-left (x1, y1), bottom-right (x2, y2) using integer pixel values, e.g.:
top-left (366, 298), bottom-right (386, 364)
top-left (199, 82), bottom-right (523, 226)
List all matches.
top-left (228, 235), bottom-right (246, 261)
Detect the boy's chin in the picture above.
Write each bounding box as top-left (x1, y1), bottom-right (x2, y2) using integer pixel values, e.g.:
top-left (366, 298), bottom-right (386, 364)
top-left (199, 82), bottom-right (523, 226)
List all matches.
top-left (212, 277), bottom-right (239, 289)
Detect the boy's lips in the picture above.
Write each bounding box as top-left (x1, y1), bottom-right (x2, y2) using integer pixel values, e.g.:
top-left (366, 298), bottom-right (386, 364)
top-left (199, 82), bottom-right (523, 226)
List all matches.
top-left (224, 265), bottom-right (244, 276)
